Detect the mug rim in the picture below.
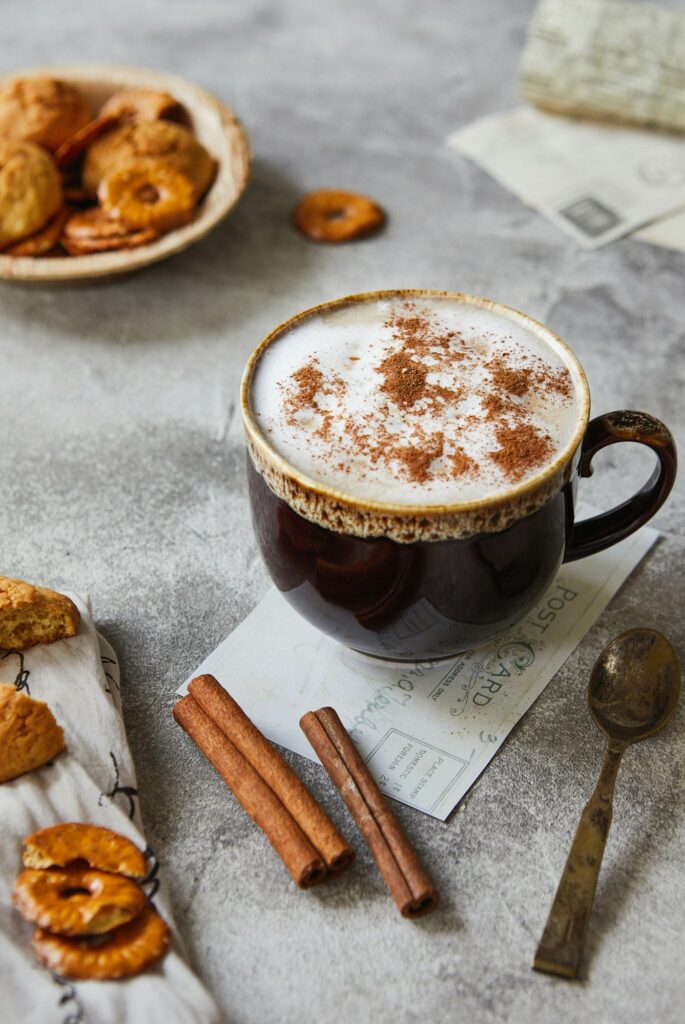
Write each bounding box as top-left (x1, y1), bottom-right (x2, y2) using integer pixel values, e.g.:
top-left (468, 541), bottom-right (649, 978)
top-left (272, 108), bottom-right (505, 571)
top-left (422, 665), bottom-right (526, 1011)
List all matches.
top-left (240, 288), bottom-right (591, 519)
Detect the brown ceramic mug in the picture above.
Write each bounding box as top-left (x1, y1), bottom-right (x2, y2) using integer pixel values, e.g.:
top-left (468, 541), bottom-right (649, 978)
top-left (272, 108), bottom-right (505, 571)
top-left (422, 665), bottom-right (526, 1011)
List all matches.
top-left (241, 290), bottom-right (676, 661)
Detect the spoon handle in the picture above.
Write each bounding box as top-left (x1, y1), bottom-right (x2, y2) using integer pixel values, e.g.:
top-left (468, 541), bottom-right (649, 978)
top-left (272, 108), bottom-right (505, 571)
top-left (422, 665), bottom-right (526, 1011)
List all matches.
top-left (533, 741), bottom-right (624, 978)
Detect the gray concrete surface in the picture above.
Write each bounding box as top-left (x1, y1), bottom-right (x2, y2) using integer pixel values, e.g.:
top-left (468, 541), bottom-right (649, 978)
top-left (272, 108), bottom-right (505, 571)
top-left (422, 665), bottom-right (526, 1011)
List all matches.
top-left (2, 1), bottom-right (684, 1022)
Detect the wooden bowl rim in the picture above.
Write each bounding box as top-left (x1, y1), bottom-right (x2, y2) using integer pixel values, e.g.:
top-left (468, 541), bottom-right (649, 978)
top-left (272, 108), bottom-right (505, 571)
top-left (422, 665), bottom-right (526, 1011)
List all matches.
top-left (0, 63), bottom-right (251, 282)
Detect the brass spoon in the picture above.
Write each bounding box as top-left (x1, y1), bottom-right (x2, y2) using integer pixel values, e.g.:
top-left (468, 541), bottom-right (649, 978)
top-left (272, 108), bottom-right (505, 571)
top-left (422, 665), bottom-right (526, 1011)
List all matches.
top-left (533, 628), bottom-right (680, 979)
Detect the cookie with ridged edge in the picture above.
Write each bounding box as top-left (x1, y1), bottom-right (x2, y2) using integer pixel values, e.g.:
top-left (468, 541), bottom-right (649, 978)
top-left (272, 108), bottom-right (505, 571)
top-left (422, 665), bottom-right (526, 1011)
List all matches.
top-left (13, 865), bottom-right (145, 935)
top-left (100, 87), bottom-right (186, 124)
top-left (31, 906), bottom-right (169, 980)
top-left (23, 823), bottom-right (147, 879)
top-left (82, 119), bottom-right (215, 199)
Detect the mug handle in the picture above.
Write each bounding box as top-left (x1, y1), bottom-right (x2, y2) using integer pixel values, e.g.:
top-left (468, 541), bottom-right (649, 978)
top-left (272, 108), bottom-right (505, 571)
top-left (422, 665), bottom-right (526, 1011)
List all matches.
top-left (563, 410), bottom-right (677, 563)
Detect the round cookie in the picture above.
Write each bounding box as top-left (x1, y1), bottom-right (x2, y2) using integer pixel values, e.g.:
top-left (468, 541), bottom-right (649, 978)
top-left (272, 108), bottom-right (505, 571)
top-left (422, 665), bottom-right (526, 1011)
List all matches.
top-left (0, 140), bottom-right (62, 249)
top-left (61, 206), bottom-right (159, 254)
top-left (13, 865), bottom-right (146, 935)
top-left (62, 207), bottom-right (143, 242)
top-left (0, 78), bottom-right (91, 152)
top-left (100, 88), bottom-right (186, 124)
top-left (4, 206), bottom-right (69, 257)
top-left (23, 823), bottom-right (148, 879)
top-left (99, 160), bottom-right (196, 231)
top-left (54, 114), bottom-right (120, 169)
top-left (31, 906), bottom-right (169, 980)
top-left (82, 120), bottom-right (215, 199)
top-left (0, 683), bottom-right (65, 783)
top-left (292, 189), bottom-right (385, 243)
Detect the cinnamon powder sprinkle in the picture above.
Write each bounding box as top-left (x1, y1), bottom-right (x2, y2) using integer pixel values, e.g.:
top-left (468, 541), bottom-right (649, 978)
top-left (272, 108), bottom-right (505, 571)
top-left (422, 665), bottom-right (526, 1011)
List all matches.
top-left (277, 306), bottom-right (573, 488)
top-left (347, 422), bottom-right (445, 484)
top-left (489, 422), bottom-right (554, 480)
top-left (484, 354), bottom-right (571, 401)
top-left (290, 362), bottom-right (327, 409)
top-left (282, 358), bottom-right (345, 439)
top-left (450, 447), bottom-right (479, 478)
top-left (485, 358), bottom-right (530, 398)
top-left (482, 392), bottom-right (508, 418)
top-left (386, 431), bottom-right (445, 484)
top-left (378, 350), bottom-right (429, 408)
top-left (387, 310), bottom-right (466, 358)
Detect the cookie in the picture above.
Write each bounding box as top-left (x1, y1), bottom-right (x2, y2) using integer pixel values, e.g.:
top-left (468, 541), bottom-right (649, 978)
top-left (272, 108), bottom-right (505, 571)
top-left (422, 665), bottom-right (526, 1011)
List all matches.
top-left (100, 88), bottom-right (186, 124)
top-left (61, 207), bottom-right (160, 254)
top-left (0, 78), bottom-right (91, 153)
top-left (54, 114), bottom-right (121, 169)
top-left (0, 140), bottom-right (63, 249)
top-left (63, 206), bottom-right (150, 240)
top-left (31, 906), bottom-right (169, 981)
top-left (3, 206), bottom-right (68, 256)
top-left (82, 119), bottom-right (215, 199)
top-left (23, 823), bottom-right (148, 879)
top-left (98, 160), bottom-right (196, 231)
top-left (0, 683), bottom-right (65, 783)
top-left (292, 189), bottom-right (385, 243)
top-left (13, 865), bottom-right (145, 935)
top-left (0, 575), bottom-right (80, 651)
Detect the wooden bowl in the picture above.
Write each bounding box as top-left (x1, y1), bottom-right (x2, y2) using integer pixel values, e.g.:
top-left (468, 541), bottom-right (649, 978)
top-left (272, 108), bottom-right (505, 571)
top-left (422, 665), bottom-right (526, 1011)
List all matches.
top-left (0, 64), bottom-right (251, 283)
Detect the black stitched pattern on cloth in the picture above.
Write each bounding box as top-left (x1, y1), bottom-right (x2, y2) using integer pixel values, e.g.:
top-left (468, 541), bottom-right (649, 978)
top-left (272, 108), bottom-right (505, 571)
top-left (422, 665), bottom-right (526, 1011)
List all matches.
top-left (2, 649), bottom-right (31, 694)
top-left (98, 751), bottom-right (139, 820)
top-left (51, 973), bottom-right (88, 1024)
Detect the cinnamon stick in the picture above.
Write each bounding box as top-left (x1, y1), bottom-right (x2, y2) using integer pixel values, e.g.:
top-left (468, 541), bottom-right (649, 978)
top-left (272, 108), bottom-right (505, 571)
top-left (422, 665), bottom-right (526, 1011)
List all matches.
top-left (188, 674), bottom-right (354, 875)
top-left (174, 694), bottom-right (326, 888)
top-left (300, 707), bottom-right (439, 918)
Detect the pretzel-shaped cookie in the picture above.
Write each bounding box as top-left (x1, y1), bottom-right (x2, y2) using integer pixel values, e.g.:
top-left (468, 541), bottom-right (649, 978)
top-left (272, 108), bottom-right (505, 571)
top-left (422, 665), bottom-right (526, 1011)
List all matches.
top-left (292, 189), bottom-right (385, 243)
top-left (13, 866), bottom-right (145, 935)
top-left (22, 823), bottom-right (148, 879)
top-left (100, 88), bottom-right (186, 124)
top-left (31, 906), bottom-right (169, 980)
top-left (98, 160), bottom-right (196, 232)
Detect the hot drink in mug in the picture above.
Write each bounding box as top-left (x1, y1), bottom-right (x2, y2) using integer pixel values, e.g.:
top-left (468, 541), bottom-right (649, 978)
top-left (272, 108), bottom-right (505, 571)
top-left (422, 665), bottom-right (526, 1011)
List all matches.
top-left (241, 290), bottom-right (676, 660)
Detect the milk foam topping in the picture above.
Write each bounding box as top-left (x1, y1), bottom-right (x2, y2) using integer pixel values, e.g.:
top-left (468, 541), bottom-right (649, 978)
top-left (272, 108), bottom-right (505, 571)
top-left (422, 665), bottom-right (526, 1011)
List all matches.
top-left (250, 295), bottom-right (584, 508)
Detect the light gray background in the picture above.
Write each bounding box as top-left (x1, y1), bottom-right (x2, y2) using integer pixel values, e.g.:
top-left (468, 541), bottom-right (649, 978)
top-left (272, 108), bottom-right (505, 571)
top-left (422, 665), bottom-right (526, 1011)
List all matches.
top-left (2, 1), bottom-right (684, 1022)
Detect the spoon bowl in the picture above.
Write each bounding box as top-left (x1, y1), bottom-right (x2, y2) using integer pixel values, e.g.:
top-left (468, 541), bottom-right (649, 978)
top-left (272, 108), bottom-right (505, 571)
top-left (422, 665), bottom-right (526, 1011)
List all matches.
top-left (589, 628), bottom-right (680, 743)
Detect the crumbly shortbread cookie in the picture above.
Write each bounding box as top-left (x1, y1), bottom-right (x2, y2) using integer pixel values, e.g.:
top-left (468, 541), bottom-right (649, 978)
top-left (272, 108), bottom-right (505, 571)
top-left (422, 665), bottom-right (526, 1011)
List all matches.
top-left (82, 119), bottom-right (215, 198)
top-left (0, 140), bottom-right (63, 249)
top-left (0, 575), bottom-right (80, 650)
top-left (0, 78), bottom-right (91, 152)
top-left (0, 683), bottom-right (65, 783)
top-left (3, 205), bottom-right (68, 256)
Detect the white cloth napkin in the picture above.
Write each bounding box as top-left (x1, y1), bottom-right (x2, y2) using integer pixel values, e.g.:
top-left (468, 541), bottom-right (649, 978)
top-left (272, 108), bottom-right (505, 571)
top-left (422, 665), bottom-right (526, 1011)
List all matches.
top-left (0, 592), bottom-right (221, 1024)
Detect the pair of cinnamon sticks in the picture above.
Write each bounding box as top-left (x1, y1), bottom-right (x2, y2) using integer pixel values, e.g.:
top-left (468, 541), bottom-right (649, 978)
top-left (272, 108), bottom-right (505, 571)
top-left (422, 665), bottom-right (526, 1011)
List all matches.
top-left (174, 675), bottom-right (438, 917)
top-left (174, 675), bottom-right (353, 887)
